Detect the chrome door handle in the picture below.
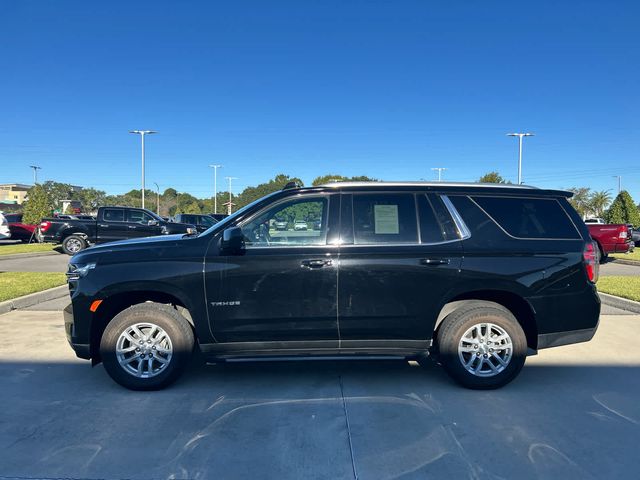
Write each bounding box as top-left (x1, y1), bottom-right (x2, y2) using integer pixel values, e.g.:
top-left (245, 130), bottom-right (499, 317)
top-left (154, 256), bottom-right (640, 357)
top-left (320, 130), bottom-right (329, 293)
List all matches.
top-left (128, 225), bottom-right (137, 229)
top-left (98, 224), bottom-right (109, 228)
top-left (420, 258), bottom-right (450, 266)
top-left (301, 259), bottom-right (332, 269)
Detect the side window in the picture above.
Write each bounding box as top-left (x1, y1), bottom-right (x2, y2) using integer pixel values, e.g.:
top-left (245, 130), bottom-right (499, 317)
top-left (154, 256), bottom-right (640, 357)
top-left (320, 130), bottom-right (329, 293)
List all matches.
top-left (241, 197), bottom-right (328, 247)
top-left (429, 194), bottom-right (461, 241)
top-left (353, 193), bottom-right (418, 244)
top-left (472, 196), bottom-right (581, 239)
top-left (417, 194), bottom-right (460, 243)
top-left (103, 209), bottom-right (124, 222)
top-left (200, 216), bottom-right (217, 228)
top-left (127, 210), bottom-right (154, 223)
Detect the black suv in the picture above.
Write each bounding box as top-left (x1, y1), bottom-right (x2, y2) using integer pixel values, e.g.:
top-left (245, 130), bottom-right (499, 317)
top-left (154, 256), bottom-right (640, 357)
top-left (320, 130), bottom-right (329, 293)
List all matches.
top-left (64, 182), bottom-right (600, 390)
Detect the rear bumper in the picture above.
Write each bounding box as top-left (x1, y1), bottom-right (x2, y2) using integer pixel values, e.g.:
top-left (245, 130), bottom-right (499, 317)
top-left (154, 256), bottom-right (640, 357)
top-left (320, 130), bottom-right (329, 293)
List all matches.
top-left (537, 325), bottom-right (598, 349)
top-left (63, 302), bottom-right (91, 359)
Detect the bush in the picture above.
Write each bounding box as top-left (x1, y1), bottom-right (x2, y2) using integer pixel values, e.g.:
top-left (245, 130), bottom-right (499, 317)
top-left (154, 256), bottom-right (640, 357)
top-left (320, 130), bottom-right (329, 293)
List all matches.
top-left (606, 191), bottom-right (640, 227)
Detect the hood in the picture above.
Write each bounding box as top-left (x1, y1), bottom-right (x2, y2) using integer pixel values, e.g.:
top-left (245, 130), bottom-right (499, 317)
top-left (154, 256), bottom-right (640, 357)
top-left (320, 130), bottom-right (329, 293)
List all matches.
top-left (70, 234), bottom-right (188, 264)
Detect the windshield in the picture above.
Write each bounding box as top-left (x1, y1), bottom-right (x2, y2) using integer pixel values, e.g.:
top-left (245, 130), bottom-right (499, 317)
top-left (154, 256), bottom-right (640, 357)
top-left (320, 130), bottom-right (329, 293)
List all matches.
top-left (198, 191), bottom-right (282, 236)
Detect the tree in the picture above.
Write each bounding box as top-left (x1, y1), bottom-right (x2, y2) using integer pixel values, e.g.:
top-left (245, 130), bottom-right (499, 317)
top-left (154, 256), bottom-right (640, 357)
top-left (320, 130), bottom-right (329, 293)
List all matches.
top-left (22, 185), bottom-right (52, 224)
top-left (234, 174), bottom-right (304, 210)
top-left (606, 190), bottom-right (640, 226)
top-left (478, 172), bottom-right (508, 184)
top-left (589, 190), bottom-right (612, 217)
top-left (567, 187), bottom-right (592, 218)
top-left (76, 188), bottom-right (107, 212)
top-left (311, 174), bottom-right (377, 186)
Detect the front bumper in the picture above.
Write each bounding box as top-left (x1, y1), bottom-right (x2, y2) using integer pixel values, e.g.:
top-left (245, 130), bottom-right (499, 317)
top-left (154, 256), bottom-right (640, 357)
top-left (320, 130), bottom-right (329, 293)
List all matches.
top-left (63, 302), bottom-right (91, 359)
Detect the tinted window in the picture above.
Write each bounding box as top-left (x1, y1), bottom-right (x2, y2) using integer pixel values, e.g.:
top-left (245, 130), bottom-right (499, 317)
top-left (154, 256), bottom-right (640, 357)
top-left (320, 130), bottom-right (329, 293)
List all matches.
top-left (241, 197), bottom-right (328, 247)
top-left (103, 209), bottom-right (124, 222)
top-left (473, 196), bottom-right (580, 239)
top-left (127, 210), bottom-right (154, 223)
top-left (200, 216), bottom-right (217, 227)
top-left (4, 214), bottom-right (21, 223)
top-left (416, 194), bottom-right (460, 243)
top-left (353, 194), bottom-right (418, 244)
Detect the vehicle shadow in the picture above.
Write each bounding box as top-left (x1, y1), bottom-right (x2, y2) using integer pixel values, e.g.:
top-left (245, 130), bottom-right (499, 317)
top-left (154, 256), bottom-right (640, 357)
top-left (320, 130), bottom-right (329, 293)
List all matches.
top-left (0, 359), bottom-right (639, 479)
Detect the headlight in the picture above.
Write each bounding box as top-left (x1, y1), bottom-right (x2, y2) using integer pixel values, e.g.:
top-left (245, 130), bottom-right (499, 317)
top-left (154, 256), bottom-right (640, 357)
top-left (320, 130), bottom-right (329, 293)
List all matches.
top-left (66, 263), bottom-right (96, 281)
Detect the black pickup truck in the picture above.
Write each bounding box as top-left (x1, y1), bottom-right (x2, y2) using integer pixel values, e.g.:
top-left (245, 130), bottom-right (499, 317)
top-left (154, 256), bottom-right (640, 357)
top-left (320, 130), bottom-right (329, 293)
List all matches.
top-left (38, 206), bottom-right (196, 254)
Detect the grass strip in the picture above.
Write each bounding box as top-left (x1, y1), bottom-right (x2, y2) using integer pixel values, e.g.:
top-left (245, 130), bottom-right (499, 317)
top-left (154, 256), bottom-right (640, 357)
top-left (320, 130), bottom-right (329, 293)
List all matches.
top-left (598, 276), bottom-right (640, 303)
top-left (0, 272), bottom-right (66, 302)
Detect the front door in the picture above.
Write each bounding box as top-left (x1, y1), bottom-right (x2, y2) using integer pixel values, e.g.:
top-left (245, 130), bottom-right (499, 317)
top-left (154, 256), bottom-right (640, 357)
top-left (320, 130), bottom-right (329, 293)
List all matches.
top-left (337, 192), bottom-right (463, 342)
top-left (125, 209), bottom-right (162, 238)
top-left (205, 193), bottom-right (340, 344)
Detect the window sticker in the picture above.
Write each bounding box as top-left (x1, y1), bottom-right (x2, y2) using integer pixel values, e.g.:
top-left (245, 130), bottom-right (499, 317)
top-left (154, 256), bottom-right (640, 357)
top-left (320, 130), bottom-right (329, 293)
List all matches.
top-left (374, 204), bottom-right (399, 234)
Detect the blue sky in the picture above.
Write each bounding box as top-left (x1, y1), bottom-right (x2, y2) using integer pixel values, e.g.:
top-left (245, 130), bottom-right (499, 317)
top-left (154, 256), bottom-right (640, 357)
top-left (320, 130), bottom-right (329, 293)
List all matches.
top-left (1, 1), bottom-right (639, 199)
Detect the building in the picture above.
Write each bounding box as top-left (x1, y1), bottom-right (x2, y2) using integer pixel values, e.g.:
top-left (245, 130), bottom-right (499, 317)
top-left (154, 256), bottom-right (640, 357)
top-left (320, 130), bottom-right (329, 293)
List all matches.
top-left (0, 183), bottom-right (31, 205)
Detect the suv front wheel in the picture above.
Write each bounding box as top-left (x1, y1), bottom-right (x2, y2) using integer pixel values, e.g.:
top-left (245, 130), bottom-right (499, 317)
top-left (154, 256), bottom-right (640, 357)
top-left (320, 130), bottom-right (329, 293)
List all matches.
top-left (436, 302), bottom-right (527, 389)
top-left (100, 303), bottom-right (194, 390)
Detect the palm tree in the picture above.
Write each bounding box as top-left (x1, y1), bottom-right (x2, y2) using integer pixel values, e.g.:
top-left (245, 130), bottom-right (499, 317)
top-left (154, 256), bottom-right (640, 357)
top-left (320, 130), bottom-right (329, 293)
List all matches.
top-left (590, 190), bottom-right (612, 217)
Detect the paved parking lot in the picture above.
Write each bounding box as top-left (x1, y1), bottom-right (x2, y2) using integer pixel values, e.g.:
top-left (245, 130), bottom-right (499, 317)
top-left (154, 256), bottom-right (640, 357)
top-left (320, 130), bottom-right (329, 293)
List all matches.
top-left (1, 305), bottom-right (639, 479)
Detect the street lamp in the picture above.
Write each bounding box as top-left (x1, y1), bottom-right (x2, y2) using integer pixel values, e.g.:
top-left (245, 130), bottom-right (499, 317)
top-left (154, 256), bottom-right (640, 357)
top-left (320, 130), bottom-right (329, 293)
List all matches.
top-left (29, 165), bottom-right (42, 184)
top-left (431, 167), bottom-right (447, 181)
top-left (506, 133), bottom-right (534, 184)
top-left (209, 164), bottom-right (223, 214)
top-left (129, 130), bottom-right (157, 209)
top-left (153, 182), bottom-right (160, 214)
top-left (225, 177), bottom-right (238, 215)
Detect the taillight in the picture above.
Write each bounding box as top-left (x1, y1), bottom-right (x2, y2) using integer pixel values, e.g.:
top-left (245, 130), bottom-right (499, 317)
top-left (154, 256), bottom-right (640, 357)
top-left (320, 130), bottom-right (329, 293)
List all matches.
top-left (583, 241), bottom-right (598, 283)
top-left (618, 225), bottom-right (628, 239)
top-left (39, 221), bottom-right (51, 233)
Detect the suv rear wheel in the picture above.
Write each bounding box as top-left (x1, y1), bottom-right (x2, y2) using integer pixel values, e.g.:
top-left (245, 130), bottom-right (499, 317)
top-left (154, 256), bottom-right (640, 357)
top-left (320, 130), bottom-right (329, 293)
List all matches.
top-left (100, 303), bottom-right (194, 390)
top-left (436, 302), bottom-right (527, 389)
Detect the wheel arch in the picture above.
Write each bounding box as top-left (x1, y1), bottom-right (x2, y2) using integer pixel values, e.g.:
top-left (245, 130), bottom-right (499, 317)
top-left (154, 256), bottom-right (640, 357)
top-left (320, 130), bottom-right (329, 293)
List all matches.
top-left (435, 290), bottom-right (538, 350)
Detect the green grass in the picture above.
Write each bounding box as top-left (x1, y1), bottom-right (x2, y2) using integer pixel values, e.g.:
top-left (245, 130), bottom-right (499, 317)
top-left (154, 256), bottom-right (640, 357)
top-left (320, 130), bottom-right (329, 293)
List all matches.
top-left (610, 249), bottom-right (640, 263)
top-left (597, 276), bottom-right (640, 302)
top-left (0, 272), bottom-right (66, 302)
top-left (0, 243), bottom-right (56, 256)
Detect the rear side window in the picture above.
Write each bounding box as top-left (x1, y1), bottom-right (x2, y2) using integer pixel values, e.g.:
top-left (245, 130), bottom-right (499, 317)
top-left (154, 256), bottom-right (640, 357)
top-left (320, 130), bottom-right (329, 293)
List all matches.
top-left (472, 196), bottom-right (580, 239)
top-left (417, 194), bottom-right (460, 243)
top-left (353, 193), bottom-right (418, 244)
top-left (103, 209), bottom-right (124, 222)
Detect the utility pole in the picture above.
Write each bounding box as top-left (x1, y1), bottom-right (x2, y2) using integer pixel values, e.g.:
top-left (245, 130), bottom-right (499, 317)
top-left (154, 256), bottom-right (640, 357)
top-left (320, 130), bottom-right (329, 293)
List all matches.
top-left (431, 167), bottom-right (447, 181)
top-left (129, 130), bottom-right (157, 209)
top-left (153, 182), bottom-right (160, 214)
top-left (29, 165), bottom-right (42, 184)
top-left (506, 132), bottom-right (534, 184)
top-left (225, 177), bottom-right (238, 215)
top-left (209, 164), bottom-right (222, 213)
top-left (613, 175), bottom-right (622, 194)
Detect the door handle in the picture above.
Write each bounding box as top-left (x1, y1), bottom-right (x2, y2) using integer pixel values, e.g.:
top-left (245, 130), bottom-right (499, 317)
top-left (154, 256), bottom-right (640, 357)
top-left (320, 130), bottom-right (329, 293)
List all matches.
top-left (128, 225), bottom-right (137, 229)
top-left (301, 259), bottom-right (333, 269)
top-left (98, 224), bottom-right (109, 228)
top-left (420, 258), bottom-right (450, 266)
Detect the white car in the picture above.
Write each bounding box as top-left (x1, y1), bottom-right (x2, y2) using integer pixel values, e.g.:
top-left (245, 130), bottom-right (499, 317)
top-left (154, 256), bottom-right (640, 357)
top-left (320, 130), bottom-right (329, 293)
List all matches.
top-left (584, 218), bottom-right (606, 224)
top-left (0, 212), bottom-right (11, 240)
top-left (294, 220), bottom-right (308, 231)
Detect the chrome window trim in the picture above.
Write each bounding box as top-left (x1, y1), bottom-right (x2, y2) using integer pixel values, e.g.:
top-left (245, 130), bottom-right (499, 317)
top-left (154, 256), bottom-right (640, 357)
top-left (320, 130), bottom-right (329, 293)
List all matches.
top-left (440, 195), bottom-right (471, 240)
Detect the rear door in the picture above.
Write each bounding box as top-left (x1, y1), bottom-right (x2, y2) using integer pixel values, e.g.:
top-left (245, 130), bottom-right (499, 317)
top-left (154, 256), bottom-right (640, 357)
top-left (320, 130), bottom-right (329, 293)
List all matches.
top-left (337, 192), bottom-right (464, 343)
top-left (97, 208), bottom-right (130, 243)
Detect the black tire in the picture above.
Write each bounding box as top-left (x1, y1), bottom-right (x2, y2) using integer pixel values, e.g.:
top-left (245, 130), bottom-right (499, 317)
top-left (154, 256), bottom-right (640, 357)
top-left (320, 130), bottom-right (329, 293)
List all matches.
top-left (62, 235), bottom-right (87, 255)
top-left (436, 302), bottom-right (527, 389)
top-left (100, 303), bottom-right (195, 390)
top-left (596, 242), bottom-right (607, 264)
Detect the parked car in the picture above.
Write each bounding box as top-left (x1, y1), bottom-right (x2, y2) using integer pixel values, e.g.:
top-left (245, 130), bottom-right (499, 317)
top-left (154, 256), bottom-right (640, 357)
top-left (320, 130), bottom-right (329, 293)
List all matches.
top-left (39, 206), bottom-right (197, 254)
top-left (586, 223), bottom-right (633, 261)
top-left (294, 220), bottom-right (308, 231)
top-left (172, 213), bottom-right (218, 233)
top-left (274, 220), bottom-right (288, 231)
top-left (313, 219), bottom-right (322, 230)
top-left (0, 212), bottom-right (10, 240)
top-left (64, 181), bottom-right (601, 391)
top-left (209, 213), bottom-right (228, 222)
top-left (4, 214), bottom-right (37, 243)
top-left (584, 218), bottom-right (606, 224)
top-left (627, 224), bottom-right (640, 247)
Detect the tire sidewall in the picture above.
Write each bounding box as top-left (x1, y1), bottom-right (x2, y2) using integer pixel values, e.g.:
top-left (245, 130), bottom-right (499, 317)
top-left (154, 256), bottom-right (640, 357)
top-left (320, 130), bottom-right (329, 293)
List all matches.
top-left (100, 305), bottom-right (194, 390)
top-left (438, 308), bottom-right (527, 389)
top-left (62, 235), bottom-right (86, 255)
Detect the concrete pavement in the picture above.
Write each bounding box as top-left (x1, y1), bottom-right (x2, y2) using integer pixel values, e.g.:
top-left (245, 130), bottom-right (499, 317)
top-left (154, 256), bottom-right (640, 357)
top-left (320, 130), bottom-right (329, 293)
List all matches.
top-left (0, 306), bottom-right (639, 479)
top-left (599, 260), bottom-right (640, 276)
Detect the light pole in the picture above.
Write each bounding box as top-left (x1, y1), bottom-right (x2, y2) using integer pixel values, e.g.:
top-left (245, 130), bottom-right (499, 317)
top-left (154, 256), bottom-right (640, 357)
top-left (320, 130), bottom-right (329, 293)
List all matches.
top-left (613, 175), bottom-right (622, 194)
top-left (29, 165), bottom-right (42, 184)
top-left (129, 130), bottom-right (157, 209)
top-left (431, 167), bottom-right (447, 181)
top-left (225, 177), bottom-right (238, 215)
top-left (507, 132), bottom-right (534, 184)
top-left (153, 182), bottom-right (160, 214)
top-left (209, 164), bottom-right (223, 213)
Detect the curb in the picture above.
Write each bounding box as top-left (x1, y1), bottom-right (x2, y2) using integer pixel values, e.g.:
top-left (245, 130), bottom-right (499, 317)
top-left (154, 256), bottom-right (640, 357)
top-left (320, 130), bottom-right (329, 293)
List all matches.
top-left (0, 285), bottom-right (69, 315)
top-left (599, 292), bottom-right (640, 314)
top-left (610, 258), bottom-right (640, 267)
top-left (0, 251), bottom-right (62, 261)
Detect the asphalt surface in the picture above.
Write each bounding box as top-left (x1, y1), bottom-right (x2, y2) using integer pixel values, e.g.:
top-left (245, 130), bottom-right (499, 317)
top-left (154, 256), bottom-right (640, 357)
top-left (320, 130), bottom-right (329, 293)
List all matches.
top-left (1, 305), bottom-right (639, 479)
top-left (0, 252), bottom-right (69, 272)
top-left (599, 260), bottom-right (640, 276)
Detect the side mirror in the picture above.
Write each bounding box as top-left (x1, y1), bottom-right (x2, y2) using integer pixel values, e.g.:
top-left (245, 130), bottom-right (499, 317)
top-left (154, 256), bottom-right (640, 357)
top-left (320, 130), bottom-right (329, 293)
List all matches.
top-left (221, 227), bottom-right (245, 254)
top-left (148, 220), bottom-right (159, 226)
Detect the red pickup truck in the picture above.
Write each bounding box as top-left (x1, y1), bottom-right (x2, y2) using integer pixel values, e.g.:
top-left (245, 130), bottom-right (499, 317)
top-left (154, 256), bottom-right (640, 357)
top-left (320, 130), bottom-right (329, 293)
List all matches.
top-left (587, 223), bottom-right (633, 261)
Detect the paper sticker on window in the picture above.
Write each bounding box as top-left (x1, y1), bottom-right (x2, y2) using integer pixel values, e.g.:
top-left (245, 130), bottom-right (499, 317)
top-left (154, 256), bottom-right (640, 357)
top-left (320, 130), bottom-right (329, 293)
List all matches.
top-left (374, 204), bottom-right (399, 234)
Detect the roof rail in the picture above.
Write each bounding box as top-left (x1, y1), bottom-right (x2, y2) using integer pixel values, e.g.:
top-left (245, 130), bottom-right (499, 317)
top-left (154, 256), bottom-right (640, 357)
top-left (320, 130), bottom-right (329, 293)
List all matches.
top-left (320, 181), bottom-right (539, 189)
top-left (282, 181), bottom-right (302, 190)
